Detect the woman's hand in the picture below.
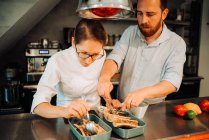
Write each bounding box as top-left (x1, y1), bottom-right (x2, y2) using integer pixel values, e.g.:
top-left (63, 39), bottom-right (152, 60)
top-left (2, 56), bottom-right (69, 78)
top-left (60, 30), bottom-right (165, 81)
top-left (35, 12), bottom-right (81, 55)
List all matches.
top-left (61, 101), bottom-right (90, 119)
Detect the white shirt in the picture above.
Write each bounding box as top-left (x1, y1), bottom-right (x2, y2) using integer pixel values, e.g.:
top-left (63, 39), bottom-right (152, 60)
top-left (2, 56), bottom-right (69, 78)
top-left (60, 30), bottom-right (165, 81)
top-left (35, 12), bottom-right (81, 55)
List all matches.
top-left (31, 47), bottom-right (106, 113)
top-left (107, 24), bottom-right (186, 104)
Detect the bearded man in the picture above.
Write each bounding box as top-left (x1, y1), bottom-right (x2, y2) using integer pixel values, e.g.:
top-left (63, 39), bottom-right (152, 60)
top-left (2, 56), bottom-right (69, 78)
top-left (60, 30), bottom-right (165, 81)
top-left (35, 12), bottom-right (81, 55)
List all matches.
top-left (98, 0), bottom-right (186, 109)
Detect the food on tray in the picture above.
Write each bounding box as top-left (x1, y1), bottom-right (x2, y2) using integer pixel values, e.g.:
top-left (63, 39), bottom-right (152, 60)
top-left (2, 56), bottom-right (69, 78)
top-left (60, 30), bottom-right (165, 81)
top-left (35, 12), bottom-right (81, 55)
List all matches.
top-left (73, 119), bottom-right (106, 136)
top-left (111, 99), bottom-right (122, 109)
top-left (104, 108), bottom-right (139, 128)
top-left (105, 99), bottom-right (122, 109)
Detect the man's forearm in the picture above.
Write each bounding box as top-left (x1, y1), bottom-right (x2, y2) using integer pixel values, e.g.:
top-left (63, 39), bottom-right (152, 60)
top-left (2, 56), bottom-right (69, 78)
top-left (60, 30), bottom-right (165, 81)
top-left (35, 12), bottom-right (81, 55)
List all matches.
top-left (99, 59), bottom-right (118, 80)
top-left (139, 80), bottom-right (177, 100)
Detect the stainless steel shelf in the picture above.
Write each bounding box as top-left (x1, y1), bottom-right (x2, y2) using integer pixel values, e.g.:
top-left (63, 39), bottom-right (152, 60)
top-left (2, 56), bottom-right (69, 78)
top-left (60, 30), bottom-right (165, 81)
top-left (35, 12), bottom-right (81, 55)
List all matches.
top-left (104, 46), bottom-right (114, 50)
top-left (115, 18), bottom-right (191, 26)
top-left (121, 17), bottom-right (137, 21)
top-left (165, 20), bottom-right (191, 26)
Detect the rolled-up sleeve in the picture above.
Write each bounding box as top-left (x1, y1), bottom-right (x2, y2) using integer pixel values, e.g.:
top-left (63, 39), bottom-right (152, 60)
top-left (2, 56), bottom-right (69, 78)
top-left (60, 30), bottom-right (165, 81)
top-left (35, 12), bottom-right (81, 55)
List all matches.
top-left (162, 37), bottom-right (186, 91)
top-left (107, 27), bottom-right (132, 70)
top-left (31, 57), bottom-right (60, 113)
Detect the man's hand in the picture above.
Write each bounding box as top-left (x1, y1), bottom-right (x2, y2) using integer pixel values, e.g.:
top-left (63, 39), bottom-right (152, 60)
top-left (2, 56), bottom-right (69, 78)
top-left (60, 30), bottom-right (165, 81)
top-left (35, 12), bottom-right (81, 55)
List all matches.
top-left (121, 91), bottom-right (145, 110)
top-left (111, 99), bottom-right (122, 109)
top-left (97, 78), bottom-right (113, 106)
top-left (61, 101), bottom-right (90, 119)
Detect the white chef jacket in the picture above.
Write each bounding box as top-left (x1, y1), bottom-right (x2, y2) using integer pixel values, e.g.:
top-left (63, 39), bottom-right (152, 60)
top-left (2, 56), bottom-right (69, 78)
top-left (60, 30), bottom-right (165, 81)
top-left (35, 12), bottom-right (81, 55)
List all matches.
top-left (31, 47), bottom-right (106, 113)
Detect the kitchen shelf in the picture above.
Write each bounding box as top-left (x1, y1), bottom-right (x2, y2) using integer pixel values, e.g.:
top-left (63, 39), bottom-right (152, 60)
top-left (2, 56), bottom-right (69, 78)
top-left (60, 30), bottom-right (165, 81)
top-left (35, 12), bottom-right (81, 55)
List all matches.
top-left (165, 20), bottom-right (191, 26)
top-left (104, 46), bottom-right (114, 50)
top-left (117, 18), bottom-right (191, 26)
top-left (120, 17), bottom-right (137, 21)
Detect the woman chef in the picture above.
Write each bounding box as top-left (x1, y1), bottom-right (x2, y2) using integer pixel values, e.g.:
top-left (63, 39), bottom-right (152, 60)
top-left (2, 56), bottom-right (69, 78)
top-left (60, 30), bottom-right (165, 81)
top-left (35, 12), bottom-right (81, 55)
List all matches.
top-left (31, 19), bottom-right (107, 119)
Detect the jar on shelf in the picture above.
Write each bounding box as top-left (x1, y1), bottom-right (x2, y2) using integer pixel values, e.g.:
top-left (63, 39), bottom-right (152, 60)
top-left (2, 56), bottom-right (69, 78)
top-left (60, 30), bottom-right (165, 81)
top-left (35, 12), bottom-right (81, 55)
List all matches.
top-left (114, 34), bottom-right (121, 44)
top-left (107, 34), bottom-right (115, 46)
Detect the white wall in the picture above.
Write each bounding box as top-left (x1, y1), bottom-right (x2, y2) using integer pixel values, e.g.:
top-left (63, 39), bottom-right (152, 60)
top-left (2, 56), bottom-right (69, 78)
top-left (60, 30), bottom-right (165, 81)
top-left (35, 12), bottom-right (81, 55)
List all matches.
top-left (199, 0), bottom-right (209, 97)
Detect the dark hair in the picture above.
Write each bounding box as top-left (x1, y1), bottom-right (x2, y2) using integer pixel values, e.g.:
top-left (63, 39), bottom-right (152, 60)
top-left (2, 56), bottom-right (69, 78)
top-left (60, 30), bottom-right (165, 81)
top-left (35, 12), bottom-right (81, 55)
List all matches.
top-left (74, 19), bottom-right (107, 46)
top-left (160, 0), bottom-right (167, 11)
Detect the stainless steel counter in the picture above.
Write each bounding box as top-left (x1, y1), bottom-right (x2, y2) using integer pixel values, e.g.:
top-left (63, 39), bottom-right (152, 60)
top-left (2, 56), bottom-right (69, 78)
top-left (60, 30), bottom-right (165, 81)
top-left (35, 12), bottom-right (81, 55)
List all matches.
top-left (0, 97), bottom-right (208, 140)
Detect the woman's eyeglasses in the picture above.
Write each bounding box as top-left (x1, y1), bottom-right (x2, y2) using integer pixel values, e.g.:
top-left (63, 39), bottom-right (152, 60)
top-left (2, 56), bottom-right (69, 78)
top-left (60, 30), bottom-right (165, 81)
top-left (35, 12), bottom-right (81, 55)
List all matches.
top-left (76, 47), bottom-right (104, 60)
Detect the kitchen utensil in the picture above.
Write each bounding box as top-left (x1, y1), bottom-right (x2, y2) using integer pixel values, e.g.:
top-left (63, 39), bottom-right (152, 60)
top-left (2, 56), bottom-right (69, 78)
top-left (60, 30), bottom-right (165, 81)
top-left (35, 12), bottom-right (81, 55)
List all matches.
top-left (81, 95), bottom-right (97, 134)
top-left (81, 96), bottom-right (90, 119)
top-left (86, 122), bottom-right (98, 135)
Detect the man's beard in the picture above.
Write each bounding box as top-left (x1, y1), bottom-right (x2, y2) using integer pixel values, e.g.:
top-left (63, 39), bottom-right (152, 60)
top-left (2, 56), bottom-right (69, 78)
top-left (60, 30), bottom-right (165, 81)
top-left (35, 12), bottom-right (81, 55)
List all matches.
top-left (139, 19), bottom-right (162, 37)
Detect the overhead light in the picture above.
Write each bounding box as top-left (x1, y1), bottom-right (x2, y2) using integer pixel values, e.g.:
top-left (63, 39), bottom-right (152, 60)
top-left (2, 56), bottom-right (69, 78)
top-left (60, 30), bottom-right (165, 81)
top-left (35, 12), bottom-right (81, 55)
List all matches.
top-left (76, 0), bottom-right (134, 19)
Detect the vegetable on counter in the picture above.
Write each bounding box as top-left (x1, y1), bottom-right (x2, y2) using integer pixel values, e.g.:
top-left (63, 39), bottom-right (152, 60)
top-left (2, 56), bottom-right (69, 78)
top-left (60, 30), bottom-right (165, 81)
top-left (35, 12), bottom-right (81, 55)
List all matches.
top-left (183, 102), bottom-right (202, 115)
top-left (199, 99), bottom-right (209, 111)
top-left (173, 98), bottom-right (209, 120)
top-left (174, 105), bottom-right (188, 117)
top-left (185, 110), bottom-right (196, 120)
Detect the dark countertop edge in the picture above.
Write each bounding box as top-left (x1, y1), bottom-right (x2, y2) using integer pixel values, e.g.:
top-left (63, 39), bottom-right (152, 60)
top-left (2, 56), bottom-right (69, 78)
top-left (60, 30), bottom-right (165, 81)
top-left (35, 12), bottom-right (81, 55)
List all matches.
top-left (164, 96), bottom-right (209, 103)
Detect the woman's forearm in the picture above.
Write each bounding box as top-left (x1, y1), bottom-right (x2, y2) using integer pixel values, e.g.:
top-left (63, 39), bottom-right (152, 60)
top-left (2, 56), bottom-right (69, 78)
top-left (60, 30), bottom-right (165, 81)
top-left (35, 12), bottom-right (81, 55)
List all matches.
top-left (33, 102), bottom-right (65, 118)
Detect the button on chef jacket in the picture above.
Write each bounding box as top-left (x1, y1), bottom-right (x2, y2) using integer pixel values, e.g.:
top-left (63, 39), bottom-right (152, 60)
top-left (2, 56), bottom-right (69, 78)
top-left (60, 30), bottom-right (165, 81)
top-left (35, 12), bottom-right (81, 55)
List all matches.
top-left (31, 47), bottom-right (106, 113)
top-left (107, 24), bottom-right (186, 104)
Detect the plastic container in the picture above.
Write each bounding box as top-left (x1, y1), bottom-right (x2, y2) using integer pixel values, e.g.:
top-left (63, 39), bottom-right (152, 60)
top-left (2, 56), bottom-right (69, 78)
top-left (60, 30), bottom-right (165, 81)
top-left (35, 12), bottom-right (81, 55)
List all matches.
top-left (68, 114), bottom-right (112, 140)
top-left (103, 113), bottom-right (146, 139)
top-left (130, 102), bottom-right (149, 118)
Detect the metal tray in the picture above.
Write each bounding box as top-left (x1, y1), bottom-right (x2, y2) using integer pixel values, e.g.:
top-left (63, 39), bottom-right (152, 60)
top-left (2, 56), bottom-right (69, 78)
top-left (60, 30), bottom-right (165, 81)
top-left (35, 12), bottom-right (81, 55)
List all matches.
top-left (103, 113), bottom-right (146, 139)
top-left (68, 114), bottom-right (112, 140)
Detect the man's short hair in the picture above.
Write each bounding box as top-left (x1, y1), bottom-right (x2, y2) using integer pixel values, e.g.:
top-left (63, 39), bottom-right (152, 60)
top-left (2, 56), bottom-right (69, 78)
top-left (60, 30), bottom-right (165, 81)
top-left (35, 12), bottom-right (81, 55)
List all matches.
top-left (160, 0), bottom-right (167, 10)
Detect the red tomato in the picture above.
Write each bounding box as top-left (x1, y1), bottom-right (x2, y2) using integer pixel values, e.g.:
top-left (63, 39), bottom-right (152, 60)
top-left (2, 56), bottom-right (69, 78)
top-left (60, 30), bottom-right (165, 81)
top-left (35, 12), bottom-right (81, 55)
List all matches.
top-left (174, 105), bottom-right (188, 117)
top-left (199, 99), bottom-right (209, 111)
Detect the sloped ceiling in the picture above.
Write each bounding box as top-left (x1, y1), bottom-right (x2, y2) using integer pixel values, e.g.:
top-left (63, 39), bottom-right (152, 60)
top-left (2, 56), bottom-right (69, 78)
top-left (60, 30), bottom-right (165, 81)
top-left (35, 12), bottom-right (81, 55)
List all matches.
top-left (0, 0), bottom-right (61, 56)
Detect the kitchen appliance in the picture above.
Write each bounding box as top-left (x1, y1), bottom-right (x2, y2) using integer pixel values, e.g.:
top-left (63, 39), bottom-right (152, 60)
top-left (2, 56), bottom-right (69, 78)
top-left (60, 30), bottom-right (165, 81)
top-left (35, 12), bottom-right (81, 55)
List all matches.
top-left (0, 67), bottom-right (24, 114)
top-left (25, 47), bottom-right (60, 83)
top-left (76, 0), bottom-right (134, 19)
top-left (22, 42), bottom-right (59, 113)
